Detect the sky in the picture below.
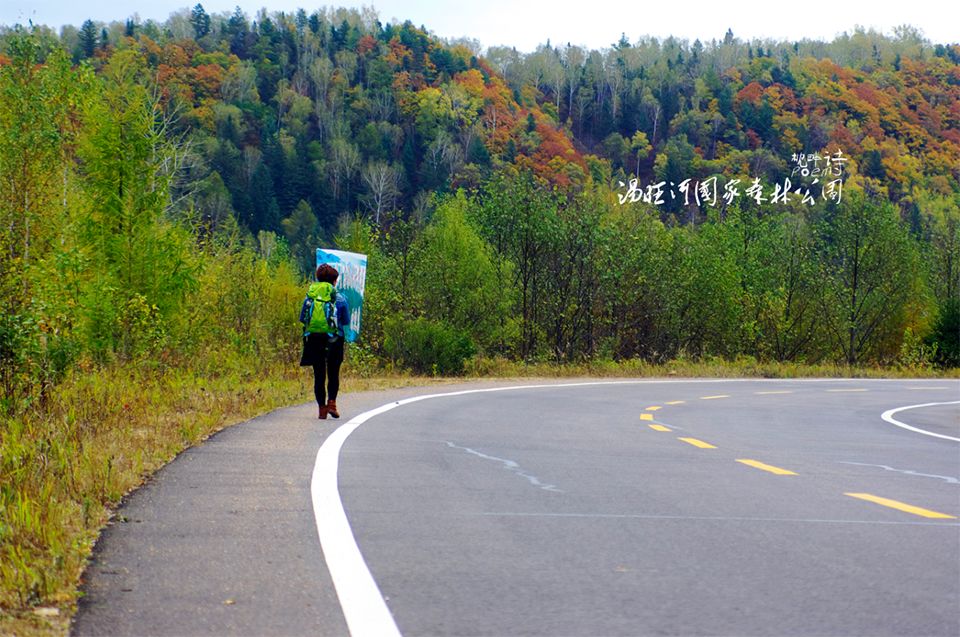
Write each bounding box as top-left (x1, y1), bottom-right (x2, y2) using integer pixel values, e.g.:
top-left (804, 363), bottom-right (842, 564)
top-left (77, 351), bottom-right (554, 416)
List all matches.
top-left (1, 0), bottom-right (955, 51)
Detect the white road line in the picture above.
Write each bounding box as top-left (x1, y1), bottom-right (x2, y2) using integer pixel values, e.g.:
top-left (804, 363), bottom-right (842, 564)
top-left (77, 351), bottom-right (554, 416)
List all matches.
top-left (838, 461), bottom-right (959, 484)
top-left (880, 401), bottom-right (960, 443)
top-left (311, 404), bottom-right (404, 637)
top-left (311, 378), bottom-right (960, 635)
top-left (445, 441), bottom-right (562, 492)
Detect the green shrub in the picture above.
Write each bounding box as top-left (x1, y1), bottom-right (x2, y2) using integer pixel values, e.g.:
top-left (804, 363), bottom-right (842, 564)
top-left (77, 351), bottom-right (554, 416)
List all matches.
top-left (927, 299), bottom-right (960, 368)
top-left (383, 317), bottom-right (476, 375)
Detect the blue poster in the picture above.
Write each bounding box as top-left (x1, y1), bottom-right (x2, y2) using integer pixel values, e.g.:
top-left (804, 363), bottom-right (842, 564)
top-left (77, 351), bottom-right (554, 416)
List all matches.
top-left (316, 248), bottom-right (367, 343)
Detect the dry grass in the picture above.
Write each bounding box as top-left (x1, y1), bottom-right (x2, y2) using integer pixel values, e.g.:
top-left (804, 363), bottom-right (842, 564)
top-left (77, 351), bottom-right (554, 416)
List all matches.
top-left (463, 355), bottom-right (959, 379)
top-left (0, 353), bottom-right (312, 636)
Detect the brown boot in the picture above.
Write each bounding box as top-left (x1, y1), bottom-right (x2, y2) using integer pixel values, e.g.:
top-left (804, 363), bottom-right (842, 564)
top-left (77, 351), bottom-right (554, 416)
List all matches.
top-left (318, 404), bottom-right (328, 419)
top-left (327, 399), bottom-right (340, 419)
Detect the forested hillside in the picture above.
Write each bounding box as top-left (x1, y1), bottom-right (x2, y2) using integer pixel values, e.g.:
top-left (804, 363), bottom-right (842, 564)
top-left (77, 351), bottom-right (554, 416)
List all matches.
top-left (2, 6), bottom-right (958, 389)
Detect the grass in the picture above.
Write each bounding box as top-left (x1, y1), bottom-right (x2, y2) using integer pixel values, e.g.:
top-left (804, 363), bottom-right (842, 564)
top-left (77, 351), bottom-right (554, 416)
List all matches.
top-left (0, 350), bottom-right (310, 636)
top-left (462, 354), bottom-right (959, 379)
top-left (0, 351), bottom-right (955, 636)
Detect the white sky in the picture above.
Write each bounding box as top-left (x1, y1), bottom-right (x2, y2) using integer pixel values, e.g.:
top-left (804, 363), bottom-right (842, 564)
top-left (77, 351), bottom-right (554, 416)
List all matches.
top-left (2, 0), bottom-right (956, 50)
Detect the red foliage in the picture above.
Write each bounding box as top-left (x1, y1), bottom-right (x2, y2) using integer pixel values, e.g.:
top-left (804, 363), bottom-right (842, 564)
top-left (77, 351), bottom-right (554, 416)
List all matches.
top-left (736, 82), bottom-right (764, 105)
top-left (356, 34), bottom-right (378, 57)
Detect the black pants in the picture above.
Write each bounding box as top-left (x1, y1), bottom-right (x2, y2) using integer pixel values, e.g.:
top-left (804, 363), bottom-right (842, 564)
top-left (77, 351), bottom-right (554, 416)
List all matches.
top-left (308, 335), bottom-right (344, 406)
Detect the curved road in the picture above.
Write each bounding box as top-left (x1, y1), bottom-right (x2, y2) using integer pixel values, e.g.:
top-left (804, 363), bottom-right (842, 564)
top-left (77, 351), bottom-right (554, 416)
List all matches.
top-left (74, 379), bottom-right (960, 636)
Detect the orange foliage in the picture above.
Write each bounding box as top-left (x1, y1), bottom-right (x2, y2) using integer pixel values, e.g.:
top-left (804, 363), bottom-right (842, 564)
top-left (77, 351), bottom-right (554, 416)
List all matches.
top-left (501, 108), bottom-right (587, 188)
top-left (356, 34), bottom-right (378, 57)
top-left (785, 55), bottom-right (959, 195)
top-left (385, 37), bottom-right (412, 69)
top-left (455, 69), bottom-right (485, 99)
top-left (736, 82), bottom-right (764, 105)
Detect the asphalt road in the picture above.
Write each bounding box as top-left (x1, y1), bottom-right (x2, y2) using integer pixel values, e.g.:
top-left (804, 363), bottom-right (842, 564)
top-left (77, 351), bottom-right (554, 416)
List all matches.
top-left (73, 379), bottom-right (960, 637)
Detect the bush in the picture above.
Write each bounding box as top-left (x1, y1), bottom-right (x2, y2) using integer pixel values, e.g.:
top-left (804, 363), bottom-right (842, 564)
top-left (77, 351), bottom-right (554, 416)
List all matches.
top-left (383, 317), bottom-right (476, 375)
top-left (927, 299), bottom-right (960, 368)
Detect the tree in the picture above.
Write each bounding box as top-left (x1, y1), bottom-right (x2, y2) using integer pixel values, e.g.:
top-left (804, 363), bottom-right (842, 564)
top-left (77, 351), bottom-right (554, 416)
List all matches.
top-left (601, 132), bottom-right (627, 171)
top-left (659, 221), bottom-right (742, 359)
top-left (0, 31), bottom-right (88, 398)
top-left (77, 49), bottom-right (196, 359)
top-left (0, 32), bottom-right (84, 310)
top-left (193, 171), bottom-right (237, 237)
top-left (78, 19), bottom-right (98, 59)
top-left (816, 195), bottom-right (927, 365)
top-left (326, 137), bottom-right (360, 204)
top-left (630, 131), bottom-right (651, 178)
top-left (360, 161), bottom-right (401, 225)
top-left (594, 205), bottom-right (669, 360)
top-left (190, 4), bottom-right (211, 40)
top-left (281, 200), bottom-right (318, 273)
top-left (226, 7), bottom-right (250, 58)
top-left (473, 171), bottom-right (561, 358)
top-left (541, 189), bottom-right (605, 361)
top-left (410, 191), bottom-right (510, 352)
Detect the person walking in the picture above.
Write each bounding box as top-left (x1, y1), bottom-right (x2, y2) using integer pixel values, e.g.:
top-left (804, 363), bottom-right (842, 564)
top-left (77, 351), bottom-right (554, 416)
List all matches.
top-left (299, 263), bottom-right (350, 419)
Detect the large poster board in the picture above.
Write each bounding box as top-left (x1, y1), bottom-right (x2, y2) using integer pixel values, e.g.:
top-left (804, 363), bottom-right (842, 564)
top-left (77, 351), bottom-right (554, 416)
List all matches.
top-left (316, 248), bottom-right (367, 343)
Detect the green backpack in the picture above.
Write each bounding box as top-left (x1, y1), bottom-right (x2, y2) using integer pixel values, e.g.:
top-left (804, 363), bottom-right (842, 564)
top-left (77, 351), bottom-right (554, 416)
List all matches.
top-left (304, 282), bottom-right (339, 337)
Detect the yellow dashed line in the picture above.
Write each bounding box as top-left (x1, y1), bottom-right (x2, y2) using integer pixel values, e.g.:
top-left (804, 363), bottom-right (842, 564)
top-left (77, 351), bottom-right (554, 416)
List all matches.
top-left (755, 390), bottom-right (793, 395)
top-left (736, 459), bottom-right (797, 475)
top-left (844, 493), bottom-right (956, 519)
top-left (649, 424), bottom-right (671, 432)
top-left (700, 395), bottom-right (730, 400)
top-left (645, 406), bottom-right (662, 411)
top-left (678, 437), bottom-right (717, 449)
top-left (827, 389), bottom-right (868, 393)
top-left (640, 413), bottom-right (654, 421)
top-left (665, 400), bottom-right (685, 405)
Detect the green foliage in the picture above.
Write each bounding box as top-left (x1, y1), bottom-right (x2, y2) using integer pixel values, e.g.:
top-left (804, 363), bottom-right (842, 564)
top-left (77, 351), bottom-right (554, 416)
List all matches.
top-left (0, 29), bottom-right (90, 403)
top-left (815, 194), bottom-right (929, 365)
top-left (282, 199), bottom-right (320, 273)
top-left (408, 192), bottom-right (511, 352)
top-left (927, 299), bottom-right (960, 367)
top-left (660, 220), bottom-right (743, 358)
top-left (383, 317), bottom-right (475, 375)
top-left (594, 204), bottom-right (669, 360)
top-left (471, 170), bottom-right (562, 359)
top-left (76, 49), bottom-right (200, 360)
top-left (0, 31), bottom-right (85, 306)
top-left (737, 210), bottom-right (822, 362)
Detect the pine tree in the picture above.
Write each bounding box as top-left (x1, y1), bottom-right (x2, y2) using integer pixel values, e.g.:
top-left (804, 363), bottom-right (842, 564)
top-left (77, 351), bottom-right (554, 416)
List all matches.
top-left (191, 4), bottom-right (211, 40)
top-left (79, 19), bottom-right (98, 58)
